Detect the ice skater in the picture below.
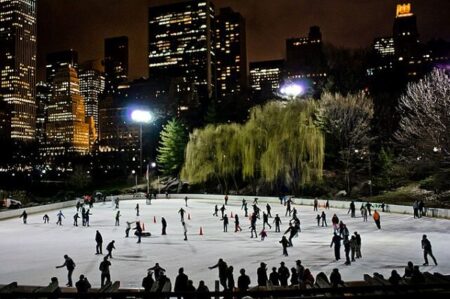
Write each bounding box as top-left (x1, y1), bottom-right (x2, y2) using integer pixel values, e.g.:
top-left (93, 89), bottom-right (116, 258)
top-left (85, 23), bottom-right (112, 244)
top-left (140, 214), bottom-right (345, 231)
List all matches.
top-left (221, 214), bottom-right (229, 232)
top-left (262, 212), bottom-right (272, 229)
top-left (106, 240), bottom-right (115, 258)
top-left (253, 197), bottom-right (259, 205)
top-left (56, 254), bottom-right (76, 287)
top-left (331, 214), bottom-right (339, 232)
top-left (234, 214), bottom-right (242, 232)
top-left (76, 201), bottom-right (81, 212)
top-left (148, 263), bottom-right (166, 281)
top-left (350, 235), bottom-right (357, 262)
top-left (114, 197), bottom-right (119, 209)
top-left (95, 230), bottom-right (103, 254)
top-left (343, 238), bottom-right (351, 265)
top-left (348, 201), bottom-right (356, 218)
top-left (182, 221), bottom-right (188, 241)
top-left (284, 222), bottom-right (299, 247)
top-left (266, 203), bottom-right (272, 217)
top-left (366, 202), bottom-right (372, 215)
top-left (330, 233), bottom-right (342, 261)
top-left (321, 211), bottom-right (327, 227)
top-left (316, 214), bottom-right (321, 226)
top-left (43, 214), bottom-right (49, 223)
top-left (422, 235), bottom-right (438, 266)
top-left (326, 199), bottom-right (330, 209)
top-left (84, 209), bottom-right (91, 226)
top-left (280, 236), bottom-right (289, 256)
top-left (184, 196), bottom-right (188, 207)
top-left (73, 213), bottom-right (80, 226)
top-left (161, 217), bottom-right (167, 235)
top-left (115, 211), bottom-right (121, 226)
top-left (273, 214), bottom-right (282, 232)
top-left (209, 258), bottom-right (228, 290)
top-left (99, 256), bottom-right (111, 287)
top-left (373, 210), bottom-right (381, 229)
top-left (136, 203), bottom-right (140, 216)
top-left (361, 205), bottom-right (368, 222)
top-left (178, 207), bottom-right (186, 221)
top-left (243, 202), bottom-right (248, 217)
top-left (354, 232), bottom-right (362, 258)
top-left (213, 205), bottom-right (219, 217)
top-left (259, 228), bottom-right (267, 241)
top-left (224, 194), bottom-right (228, 205)
top-left (125, 221), bottom-right (133, 237)
top-left (134, 221), bottom-right (142, 243)
top-left (220, 205), bottom-right (226, 218)
top-left (250, 219), bottom-right (257, 238)
top-left (285, 198), bottom-right (292, 216)
top-left (56, 210), bottom-right (65, 225)
top-left (20, 210), bottom-right (27, 224)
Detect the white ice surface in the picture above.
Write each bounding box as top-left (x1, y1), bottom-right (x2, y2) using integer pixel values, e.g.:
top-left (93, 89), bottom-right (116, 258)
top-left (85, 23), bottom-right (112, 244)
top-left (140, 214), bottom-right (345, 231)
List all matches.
top-left (0, 197), bottom-right (449, 289)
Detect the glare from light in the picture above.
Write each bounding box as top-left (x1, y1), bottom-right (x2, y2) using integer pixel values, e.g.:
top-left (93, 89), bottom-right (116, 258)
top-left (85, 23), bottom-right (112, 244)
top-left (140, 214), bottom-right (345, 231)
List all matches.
top-left (131, 110), bottom-right (153, 124)
top-left (151, 162), bottom-right (157, 168)
top-left (280, 84), bottom-right (303, 98)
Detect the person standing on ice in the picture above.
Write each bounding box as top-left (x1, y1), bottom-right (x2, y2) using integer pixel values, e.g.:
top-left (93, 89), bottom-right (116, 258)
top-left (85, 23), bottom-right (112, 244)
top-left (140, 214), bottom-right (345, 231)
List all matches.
top-left (134, 221), bottom-right (143, 243)
top-left (350, 235), bottom-right (357, 262)
top-left (56, 210), bottom-right (65, 225)
top-left (73, 213), bottom-right (80, 226)
top-left (20, 210), bottom-right (27, 224)
top-left (76, 201), bottom-right (81, 212)
top-left (280, 236), bottom-right (289, 256)
top-left (224, 194), bottom-right (229, 205)
top-left (161, 217), bottom-right (167, 235)
top-left (253, 203), bottom-right (260, 218)
top-left (81, 206), bottom-right (86, 226)
top-left (257, 262), bottom-right (268, 287)
top-left (321, 211), bottom-right (327, 227)
top-left (262, 212), bottom-right (272, 229)
top-left (125, 221), bottom-right (133, 237)
top-left (365, 202), bottom-right (372, 215)
top-left (354, 232), bottom-right (362, 258)
top-left (148, 263), bottom-right (166, 281)
top-left (56, 254), bottom-right (76, 287)
top-left (266, 203), bottom-right (272, 217)
top-left (178, 207), bottom-right (186, 221)
top-left (99, 256), bottom-right (111, 287)
top-left (348, 201), bottom-right (356, 218)
top-left (343, 238), bottom-right (351, 265)
top-left (106, 240), bottom-right (115, 258)
top-left (209, 258), bottom-right (228, 290)
top-left (273, 214), bottom-right (282, 232)
top-left (373, 210), bottom-right (381, 229)
top-left (250, 219), bottom-right (257, 238)
top-left (422, 235), bottom-right (438, 266)
top-left (234, 214), bottom-right (242, 232)
top-left (220, 205), bottom-right (226, 218)
top-left (331, 214), bottom-right (339, 232)
top-left (182, 221), bottom-right (188, 240)
top-left (43, 214), bottom-right (50, 224)
top-left (313, 198), bottom-right (318, 211)
top-left (221, 214), bottom-right (229, 232)
top-left (95, 230), bottom-right (103, 254)
top-left (115, 211), bottom-right (121, 226)
top-left (326, 199), bottom-right (330, 209)
top-left (316, 214), bottom-right (321, 226)
top-left (213, 205), bottom-right (219, 217)
top-left (285, 198), bottom-right (292, 216)
top-left (184, 196), bottom-right (188, 207)
top-left (361, 205), bottom-right (368, 222)
top-left (292, 207), bottom-right (298, 219)
top-left (84, 209), bottom-right (91, 226)
top-left (136, 203), bottom-right (140, 216)
top-left (330, 232), bottom-right (342, 261)
top-left (243, 202), bottom-right (249, 217)
top-left (259, 228), bottom-right (267, 241)
top-left (241, 198), bottom-right (246, 210)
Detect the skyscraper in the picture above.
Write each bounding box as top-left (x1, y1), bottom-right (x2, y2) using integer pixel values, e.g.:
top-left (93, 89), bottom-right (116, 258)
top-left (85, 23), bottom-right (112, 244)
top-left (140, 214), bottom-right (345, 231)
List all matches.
top-left (215, 7), bottom-right (247, 100)
top-left (45, 66), bottom-right (92, 156)
top-left (79, 60), bottom-right (105, 135)
top-left (104, 36), bottom-right (128, 95)
top-left (249, 59), bottom-right (284, 103)
top-left (148, 0), bottom-right (215, 103)
top-left (46, 49), bottom-right (78, 83)
top-left (0, 0), bottom-right (37, 142)
top-left (35, 81), bottom-right (51, 146)
top-left (374, 37), bottom-right (396, 57)
top-left (393, 3), bottom-right (420, 59)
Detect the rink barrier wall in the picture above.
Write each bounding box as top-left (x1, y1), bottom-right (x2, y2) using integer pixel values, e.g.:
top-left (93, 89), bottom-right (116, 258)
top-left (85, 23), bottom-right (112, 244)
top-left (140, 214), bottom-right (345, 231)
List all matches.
top-left (1, 193), bottom-right (449, 220)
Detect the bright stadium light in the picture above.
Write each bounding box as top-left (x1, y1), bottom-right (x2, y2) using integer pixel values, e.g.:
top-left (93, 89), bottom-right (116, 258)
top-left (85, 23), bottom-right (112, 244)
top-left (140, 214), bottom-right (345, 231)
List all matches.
top-left (131, 109), bottom-right (153, 124)
top-left (280, 83), bottom-right (304, 100)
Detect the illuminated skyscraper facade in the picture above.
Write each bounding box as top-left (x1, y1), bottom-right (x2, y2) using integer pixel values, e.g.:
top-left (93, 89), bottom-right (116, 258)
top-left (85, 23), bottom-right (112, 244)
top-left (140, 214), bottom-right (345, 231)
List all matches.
top-left (104, 36), bottom-right (128, 95)
top-left (148, 0), bottom-right (215, 103)
top-left (249, 59), bottom-right (284, 102)
top-left (215, 7), bottom-right (247, 100)
top-left (45, 66), bottom-right (92, 156)
top-left (0, 0), bottom-right (37, 142)
top-left (46, 49), bottom-right (78, 83)
top-left (374, 37), bottom-right (395, 57)
top-left (35, 81), bottom-right (51, 146)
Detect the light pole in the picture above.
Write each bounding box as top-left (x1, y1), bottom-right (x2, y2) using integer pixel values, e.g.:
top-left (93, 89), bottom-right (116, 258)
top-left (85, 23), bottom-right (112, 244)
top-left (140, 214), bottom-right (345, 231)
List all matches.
top-left (131, 109), bottom-right (153, 183)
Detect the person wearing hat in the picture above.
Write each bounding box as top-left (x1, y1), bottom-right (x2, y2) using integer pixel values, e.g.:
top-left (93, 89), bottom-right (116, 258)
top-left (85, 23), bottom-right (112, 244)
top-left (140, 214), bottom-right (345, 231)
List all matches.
top-left (421, 235), bottom-right (438, 266)
top-left (278, 262), bottom-right (290, 287)
top-left (257, 262), bottom-right (268, 287)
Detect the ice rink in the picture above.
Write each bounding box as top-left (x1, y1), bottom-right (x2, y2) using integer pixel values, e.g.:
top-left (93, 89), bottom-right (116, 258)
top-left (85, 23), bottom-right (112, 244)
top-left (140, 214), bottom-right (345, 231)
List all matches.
top-left (0, 196), bottom-right (449, 289)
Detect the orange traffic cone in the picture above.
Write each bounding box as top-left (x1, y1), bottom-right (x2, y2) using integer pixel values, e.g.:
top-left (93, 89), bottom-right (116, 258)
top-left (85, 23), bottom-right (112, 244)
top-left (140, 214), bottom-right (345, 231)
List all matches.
top-left (153, 216), bottom-right (157, 223)
top-left (188, 213), bottom-right (191, 220)
top-left (199, 227), bottom-right (203, 235)
top-left (230, 212), bottom-right (234, 218)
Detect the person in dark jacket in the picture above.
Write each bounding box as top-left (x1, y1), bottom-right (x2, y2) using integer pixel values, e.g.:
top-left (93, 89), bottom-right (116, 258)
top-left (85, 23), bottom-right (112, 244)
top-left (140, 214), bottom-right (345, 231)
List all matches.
top-left (321, 211), bottom-right (327, 227)
top-left (20, 210), bottom-right (28, 224)
top-left (237, 268), bottom-right (251, 291)
top-left (290, 268), bottom-right (298, 286)
top-left (273, 214), bottom-right (282, 232)
top-left (280, 236), bottom-right (289, 256)
top-left (403, 261), bottom-right (414, 278)
top-left (266, 203), bottom-right (272, 217)
top-left (234, 214), bottom-right (242, 232)
top-left (262, 212), bottom-right (271, 229)
top-left (411, 266), bottom-right (425, 284)
top-left (278, 262), bottom-right (290, 287)
top-left (99, 257), bottom-right (111, 287)
top-left (161, 217), bottom-right (167, 235)
top-left (330, 233), bottom-right (342, 260)
top-left (343, 238), bottom-right (351, 265)
top-left (221, 214), bottom-right (229, 232)
top-left (142, 271), bottom-right (154, 292)
top-left (95, 230), bottom-right (103, 254)
top-left (227, 266), bottom-right (235, 290)
top-left (269, 267), bottom-right (280, 286)
top-left (134, 222), bottom-right (143, 243)
top-left (422, 235), bottom-right (438, 265)
top-left (106, 240), bottom-right (115, 258)
top-left (148, 263), bottom-right (166, 281)
top-left (75, 275), bottom-right (91, 293)
top-left (388, 270), bottom-right (401, 285)
top-left (56, 254), bottom-right (76, 287)
top-left (209, 258), bottom-right (228, 290)
top-left (174, 267), bottom-right (189, 297)
top-left (257, 262), bottom-right (268, 287)
top-left (330, 268), bottom-right (344, 287)
top-left (196, 280), bottom-right (209, 299)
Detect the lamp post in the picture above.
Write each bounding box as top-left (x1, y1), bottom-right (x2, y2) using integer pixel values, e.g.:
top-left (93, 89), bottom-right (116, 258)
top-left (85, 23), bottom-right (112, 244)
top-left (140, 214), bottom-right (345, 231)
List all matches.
top-left (131, 109), bottom-right (153, 190)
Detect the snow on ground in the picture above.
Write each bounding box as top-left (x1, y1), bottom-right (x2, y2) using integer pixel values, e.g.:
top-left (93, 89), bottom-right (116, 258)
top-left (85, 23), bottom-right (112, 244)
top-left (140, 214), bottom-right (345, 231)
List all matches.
top-left (0, 196), bottom-right (449, 289)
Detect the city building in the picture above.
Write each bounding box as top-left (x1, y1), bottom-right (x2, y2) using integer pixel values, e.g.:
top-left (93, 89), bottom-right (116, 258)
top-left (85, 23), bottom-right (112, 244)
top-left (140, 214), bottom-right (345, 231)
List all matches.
top-left (0, 0), bottom-right (37, 142)
top-left (285, 26), bottom-right (327, 83)
top-left (374, 37), bottom-right (395, 57)
top-left (46, 49), bottom-right (78, 83)
top-left (79, 60), bottom-right (105, 135)
top-left (35, 81), bottom-right (51, 146)
top-left (393, 3), bottom-right (420, 60)
top-left (215, 7), bottom-right (247, 100)
top-left (104, 36), bottom-right (128, 95)
top-left (44, 66), bottom-right (93, 157)
top-left (148, 0), bottom-right (216, 106)
top-left (249, 59), bottom-right (284, 102)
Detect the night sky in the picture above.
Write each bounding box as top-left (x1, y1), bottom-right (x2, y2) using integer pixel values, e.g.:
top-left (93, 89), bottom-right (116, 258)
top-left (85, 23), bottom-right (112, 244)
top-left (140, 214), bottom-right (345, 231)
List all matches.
top-left (37, 0), bottom-right (450, 80)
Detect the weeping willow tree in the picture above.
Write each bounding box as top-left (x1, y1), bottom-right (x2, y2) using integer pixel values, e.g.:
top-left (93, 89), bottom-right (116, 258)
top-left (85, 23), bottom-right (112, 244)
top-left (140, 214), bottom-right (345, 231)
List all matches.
top-left (182, 100), bottom-right (325, 194)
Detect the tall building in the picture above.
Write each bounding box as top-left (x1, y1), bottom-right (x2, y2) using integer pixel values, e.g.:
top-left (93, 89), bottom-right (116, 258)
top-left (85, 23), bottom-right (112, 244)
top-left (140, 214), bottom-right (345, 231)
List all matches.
top-left (79, 60), bottom-right (105, 135)
top-left (249, 59), bottom-right (284, 102)
top-left (215, 7), bottom-right (247, 100)
top-left (44, 66), bottom-right (92, 156)
top-left (35, 81), bottom-right (51, 146)
top-left (285, 26), bottom-right (327, 82)
top-left (46, 49), bottom-right (78, 83)
top-left (0, 0), bottom-right (37, 142)
top-left (393, 3), bottom-right (420, 59)
top-left (374, 37), bottom-right (395, 57)
top-left (104, 36), bottom-right (128, 95)
top-left (148, 0), bottom-right (215, 103)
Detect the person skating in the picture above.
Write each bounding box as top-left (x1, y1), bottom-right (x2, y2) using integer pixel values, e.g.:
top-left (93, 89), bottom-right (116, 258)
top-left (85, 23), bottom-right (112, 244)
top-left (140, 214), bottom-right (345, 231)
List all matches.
top-left (234, 214), bottom-right (242, 232)
top-left (280, 236), bottom-right (289, 256)
top-left (341, 224), bottom-right (349, 240)
top-left (227, 266), bottom-right (235, 290)
top-left (174, 267), bottom-right (188, 296)
top-left (134, 221), bottom-right (143, 243)
top-left (253, 197), bottom-right (259, 205)
top-left (316, 214), bottom-right (321, 226)
top-left (224, 194), bottom-right (228, 205)
top-left (321, 211), bottom-right (327, 227)
top-left (284, 222), bottom-right (299, 247)
top-left (161, 217), bottom-right (167, 235)
top-left (125, 221), bottom-right (133, 237)
top-left (43, 214), bottom-right (50, 224)
top-left (106, 240), bottom-right (115, 258)
top-left (331, 214), bottom-right (339, 232)
top-left (365, 202), bottom-right (372, 215)
top-left (221, 214), bottom-right (229, 232)
top-left (213, 205), bottom-right (219, 217)
top-left (285, 199), bottom-right (292, 217)
top-left (249, 221), bottom-right (257, 238)
top-left (95, 230), bottom-right (103, 254)
top-left (73, 213), bottom-right (80, 226)
top-left (418, 200), bottom-right (425, 217)
top-left (241, 199), bottom-right (246, 210)
top-left (373, 210), bottom-right (381, 229)
top-left (76, 201), bottom-right (81, 212)
top-left (266, 203), bottom-right (272, 217)
top-left (220, 205), bottom-right (226, 218)
top-left (184, 196), bottom-right (188, 207)
top-left (84, 209), bottom-right (91, 226)
top-left (348, 201), bottom-right (356, 218)
top-left (142, 271), bottom-right (154, 292)
top-left (330, 268), bottom-right (344, 288)
top-left (209, 258), bottom-right (228, 290)
top-left (237, 269), bottom-right (250, 291)
top-left (135, 203), bottom-right (140, 216)
top-left (361, 205), bottom-right (368, 222)
top-left (243, 202), bottom-right (248, 217)
top-left (413, 201), bottom-right (419, 218)
top-left (422, 235), bottom-right (438, 265)
top-left (115, 211), bottom-right (121, 226)
top-left (314, 198), bottom-right (318, 211)
top-left (292, 207), bottom-right (298, 220)
top-left (269, 267), bottom-right (280, 286)
top-left (115, 197), bottom-right (119, 209)
top-left (278, 262), bottom-right (290, 287)
top-left (81, 206), bottom-right (86, 226)
top-left (354, 232), bottom-right (362, 258)
top-left (273, 214), bottom-right (282, 232)
top-left (257, 262), bottom-right (268, 287)
top-left (182, 221), bottom-right (188, 240)
top-left (330, 233), bottom-right (342, 261)
top-left (350, 235), bottom-right (357, 262)
top-left (56, 210), bottom-right (65, 226)
top-left (326, 199), bottom-right (330, 209)
top-left (56, 254), bottom-right (76, 287)
top-left (99, 256), bottom-right (111, 287)
top-left (262, 212), bottom-right (272, 229)
top-left (20, 210), bottom-right (27, 224)
top-left (178, 208), bottom-right (186, 221)
top-left (259, 228), bottom-right (267, 241)
top-left (343, 238), bottom-right (351, 265)
top-left (148, 263), bottom-right (166, 281)
top-left (75, 274), bottom-right (91, 293)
